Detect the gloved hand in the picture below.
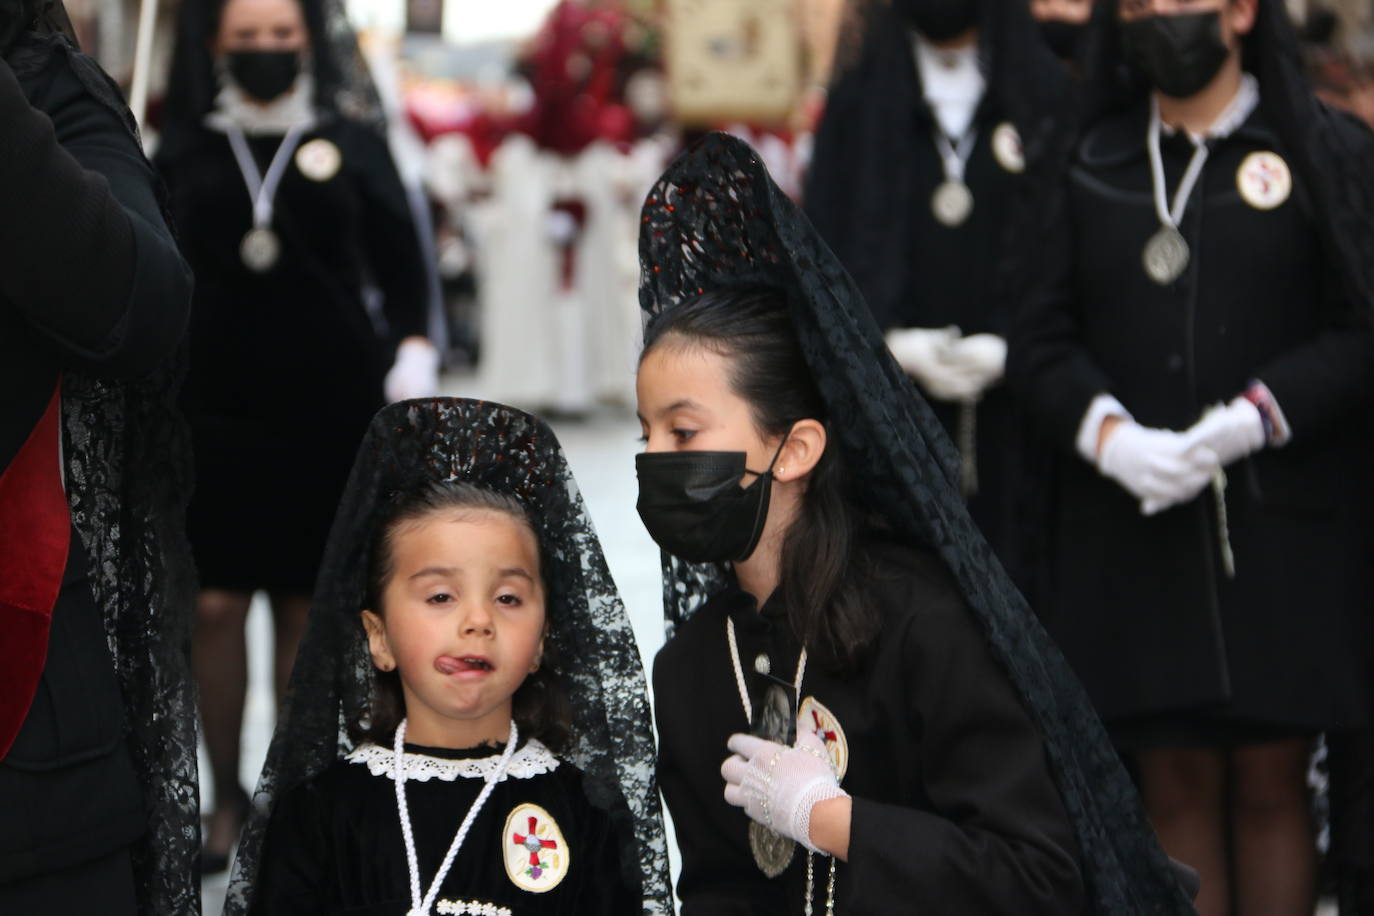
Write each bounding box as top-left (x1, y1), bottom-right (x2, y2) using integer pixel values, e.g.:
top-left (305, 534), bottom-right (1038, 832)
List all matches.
top-left (939, 332), bottom-right (1007, 395)
top-left (720, 731), bottom-right (847, 853)
top-left (384, 338), bottom-right (440, 403)
top-left (885, 326), bottom-right (961, 398)
top-left (1096, 420), bottom-right (1219, 514)
top-left (1181, 398), bottom-right (1266, 468)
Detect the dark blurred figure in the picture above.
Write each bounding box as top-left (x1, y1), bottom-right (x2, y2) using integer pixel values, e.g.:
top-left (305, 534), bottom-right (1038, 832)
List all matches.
top-left (1030, 0), bottom-right (1095, 65)
top-left (804, 0), bottom-right (1075, 589)
top-left (0, 1), bottom-right (197, 913)
top-left (156, 0), bottom-right (434, 874)
top-left (1011, 0), bottom-right (1374, 913)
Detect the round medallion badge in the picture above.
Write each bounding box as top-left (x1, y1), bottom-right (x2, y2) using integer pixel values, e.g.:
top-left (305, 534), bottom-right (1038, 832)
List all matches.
top-left (1236, 151), bottom-right (1291, 210)
top-left (295, 138), bottom-right (342, 182)
top-left (798, 696), bottom-right (848, 781)
top-left (991, 121), bottom-right (1025, 174)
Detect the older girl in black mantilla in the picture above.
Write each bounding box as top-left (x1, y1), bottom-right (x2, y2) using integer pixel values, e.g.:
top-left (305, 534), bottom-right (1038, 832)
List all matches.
top-left (635, 133), bottom-right (1198, 915)
top-left (226, 398), bottom-right (671, 916)
top-left (156, 0), bottom-right (442, 871)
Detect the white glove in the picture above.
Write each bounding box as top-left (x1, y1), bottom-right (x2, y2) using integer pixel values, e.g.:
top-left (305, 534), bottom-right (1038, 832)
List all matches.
top-left (1181, 398), bottom-right (1266, 468)
top-left (720, 731), bottom-right (847, 853)
top-left (940, 333), bottom-right (1007, 395)
top-left (1096, 420), bottom-right (1219, 514)
top-left (886, 326), bottom-right (958, 390)
top-left (384, 338), bottom-right (440, 403)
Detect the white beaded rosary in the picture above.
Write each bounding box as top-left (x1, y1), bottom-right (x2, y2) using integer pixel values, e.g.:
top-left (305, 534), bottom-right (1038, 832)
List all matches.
top-left (393, 718), bottom-right (520, 916)
top-left (726, 618), bottom-right (838, 915)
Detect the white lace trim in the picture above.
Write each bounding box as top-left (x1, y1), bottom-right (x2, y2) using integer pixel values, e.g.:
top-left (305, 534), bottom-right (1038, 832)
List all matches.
top-left (435, 900), bottom-right (512, 916)
top-left (346, 739), bottom-right (560, 782)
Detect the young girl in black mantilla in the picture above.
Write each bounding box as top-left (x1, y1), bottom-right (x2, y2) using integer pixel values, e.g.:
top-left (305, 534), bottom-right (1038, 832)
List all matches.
top-left (635, 133), bottom-right (1198, 915)
top-left (229, 399), bottom-right (671, 916)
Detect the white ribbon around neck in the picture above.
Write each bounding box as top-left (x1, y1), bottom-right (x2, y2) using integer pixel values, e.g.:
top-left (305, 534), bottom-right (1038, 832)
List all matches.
top-left (224, 121), bottom-right (308, 230)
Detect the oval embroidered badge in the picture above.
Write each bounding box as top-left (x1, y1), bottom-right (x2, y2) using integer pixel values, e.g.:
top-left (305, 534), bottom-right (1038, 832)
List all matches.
top-left (798, 696), bottom-right (849, 782)
top-left (503, 803), bottom-right (569, 892)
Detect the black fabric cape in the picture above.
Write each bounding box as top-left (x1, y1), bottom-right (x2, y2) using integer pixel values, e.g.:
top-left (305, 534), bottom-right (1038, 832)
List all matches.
top-left (225, 398), bottom-right (673, 914)
top-left (0, 20), bottom-right (200, 916)
top-left (638, 132), bottom-right (1194, 913)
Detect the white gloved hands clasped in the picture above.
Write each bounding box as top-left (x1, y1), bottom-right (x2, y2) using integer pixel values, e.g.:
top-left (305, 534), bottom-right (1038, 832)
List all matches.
top-left (720, 731), bottom-right (847, 854)
top-left (885, 327), bottom-right (1007, 402)
top-left (384, 338), bottom-right (440, 403)
top-left (1096, 420), bottom-right (1218, 515)
top-left (1180, 398), bottom-right (1265, 468)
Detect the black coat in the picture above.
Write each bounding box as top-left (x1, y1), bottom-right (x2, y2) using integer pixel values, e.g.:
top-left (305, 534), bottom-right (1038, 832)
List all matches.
top-left (250, 739), bottom-right (639, 915)
top-left (0, 40), bottom-right (191, 879)
top-left (1010, 100), bottom-right (1374, 729)
top-left (653, 536), bottom-right (1084, 914)
top-left (158, 117), bottom-right (427, 590)
top-left (805, 41), bottom-right (1036, 573)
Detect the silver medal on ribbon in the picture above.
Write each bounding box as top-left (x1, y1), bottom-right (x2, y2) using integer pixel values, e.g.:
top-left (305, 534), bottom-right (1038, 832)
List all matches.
top-left (1142, 226), bottom-right (1189, 285)
top-left (240, 227), bottom-right (281, 272)
top-left (932, 180), bottom-right (974, 227)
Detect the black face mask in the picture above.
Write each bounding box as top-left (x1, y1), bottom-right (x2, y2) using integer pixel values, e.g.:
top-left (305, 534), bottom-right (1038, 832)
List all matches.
top-left (1039, 18), bottom-right (1086, 62)
top-left (635, 440), bottom-right (786, 564)
top-left (224, 50), bottom-right (302, 103)
top-left (895, 0), bottom-right (979, 43)
top-left (1120, 12), bottom-right (1231, 99)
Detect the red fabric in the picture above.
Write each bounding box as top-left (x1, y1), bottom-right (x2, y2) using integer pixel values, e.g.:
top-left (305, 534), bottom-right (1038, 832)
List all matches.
top-left (0, 379), bottom-right (71, 759)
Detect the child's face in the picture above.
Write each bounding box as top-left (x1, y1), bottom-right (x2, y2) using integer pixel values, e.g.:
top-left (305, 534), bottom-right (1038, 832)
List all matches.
top-left (361, 510), bottom-right (546, 748)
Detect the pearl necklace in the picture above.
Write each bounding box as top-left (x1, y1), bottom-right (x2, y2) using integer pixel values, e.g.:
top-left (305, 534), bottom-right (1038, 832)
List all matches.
top-left (393, 718), bottom-right (520, 916)
top-left (726, 617), bottom-right (837, 915)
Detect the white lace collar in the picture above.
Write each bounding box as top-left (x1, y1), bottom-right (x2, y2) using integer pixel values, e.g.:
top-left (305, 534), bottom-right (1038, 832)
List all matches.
top-left (205, 74), bottom-right (318, 136)
top-left (346, 738), bottom-right (561, 782)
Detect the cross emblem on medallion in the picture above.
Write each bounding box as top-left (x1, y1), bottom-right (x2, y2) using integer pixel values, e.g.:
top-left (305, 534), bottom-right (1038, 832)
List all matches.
top-left (512, 816), bottom-right (559, 878)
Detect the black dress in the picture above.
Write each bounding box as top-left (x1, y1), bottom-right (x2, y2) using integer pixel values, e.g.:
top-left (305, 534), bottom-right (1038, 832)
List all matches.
top-left (158, 116), bottom-right (427, 592)
top-left (653, 535), bottom-right (1084, 915)
top-left (1010, 100), bottom-right (1374, 739)
top-left (251, 738), bottom-right (640, 915)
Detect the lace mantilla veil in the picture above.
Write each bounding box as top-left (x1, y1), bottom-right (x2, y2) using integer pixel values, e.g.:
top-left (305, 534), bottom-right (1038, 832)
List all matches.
top-left (224, 398), bottom-right (672, 914)
top-left (638, 132), bottom-right (1196, 913)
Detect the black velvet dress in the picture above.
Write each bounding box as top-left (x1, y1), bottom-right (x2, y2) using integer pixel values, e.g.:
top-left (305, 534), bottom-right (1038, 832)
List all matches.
top-left (158, 115), bottom-right (427, 592)
top-left (653, 534), bottom-right (1084, 915)
top-left (251, 738), bottom-right (640, 915)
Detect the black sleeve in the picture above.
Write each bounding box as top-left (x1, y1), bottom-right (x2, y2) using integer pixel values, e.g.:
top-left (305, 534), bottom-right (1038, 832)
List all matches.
top-left (653, 658), bottom-right (774, 916)
top-left (576, 783), bottom-right (643, 915)
top-left (350, 125), bottom-right (428, 351)
top-left (1007, 176), bottom-right (1116, 452)
top-left (0, 51), bottom-right (190, 378)
top-left (844, 589), bottom-right (1084, 914)
top-left (1255, 262), bottom-right (1374, 441)
top-left (248, 783), bottom-right (331, 916)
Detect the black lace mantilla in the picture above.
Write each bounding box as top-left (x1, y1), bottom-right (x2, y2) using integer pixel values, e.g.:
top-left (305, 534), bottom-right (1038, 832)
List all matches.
top-left (638, 132), bottom-right (1196, 913)
top-left (224, 398), bottom-right (672, 914)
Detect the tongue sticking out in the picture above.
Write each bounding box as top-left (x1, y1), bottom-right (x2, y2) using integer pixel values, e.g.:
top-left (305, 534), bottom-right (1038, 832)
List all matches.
top-left (435, 655), bottom-right (492, 675)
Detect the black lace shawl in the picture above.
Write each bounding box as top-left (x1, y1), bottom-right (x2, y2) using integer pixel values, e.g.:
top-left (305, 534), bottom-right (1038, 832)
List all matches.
top-left (224, 398), bottom-right (673, 915)
top-left (1076, 0), bottom-right (1374, 324)
top-left (803, 0), bottom-right (1078, 333)
top-left (5, 20), bottom-right (202, 916)
top-left (159, 0), bottom-right (384, 161)
top-left (639, 132), bottom-right (1195, 913)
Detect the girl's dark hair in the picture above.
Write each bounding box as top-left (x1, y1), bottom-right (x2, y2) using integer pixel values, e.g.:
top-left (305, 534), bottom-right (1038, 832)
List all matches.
top-left (353, 480), bottom-right (571, 750)
top-left (642, 287), bottom-right (877, 669)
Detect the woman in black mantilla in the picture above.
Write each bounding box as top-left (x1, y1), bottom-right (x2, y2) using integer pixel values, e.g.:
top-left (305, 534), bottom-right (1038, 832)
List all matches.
top-left (1010, 0), bottom-right (1374, 911)
top-left (636, 133), bottom-right (1196, 914)
top-left (0, 1), bottom-right (197, 912)
top-left (803, 0), bottom-right (1076, 587)
top-left (223, 397), bottom-right (673, 915)
top-left (156, 0), bottom-right (439, 870)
